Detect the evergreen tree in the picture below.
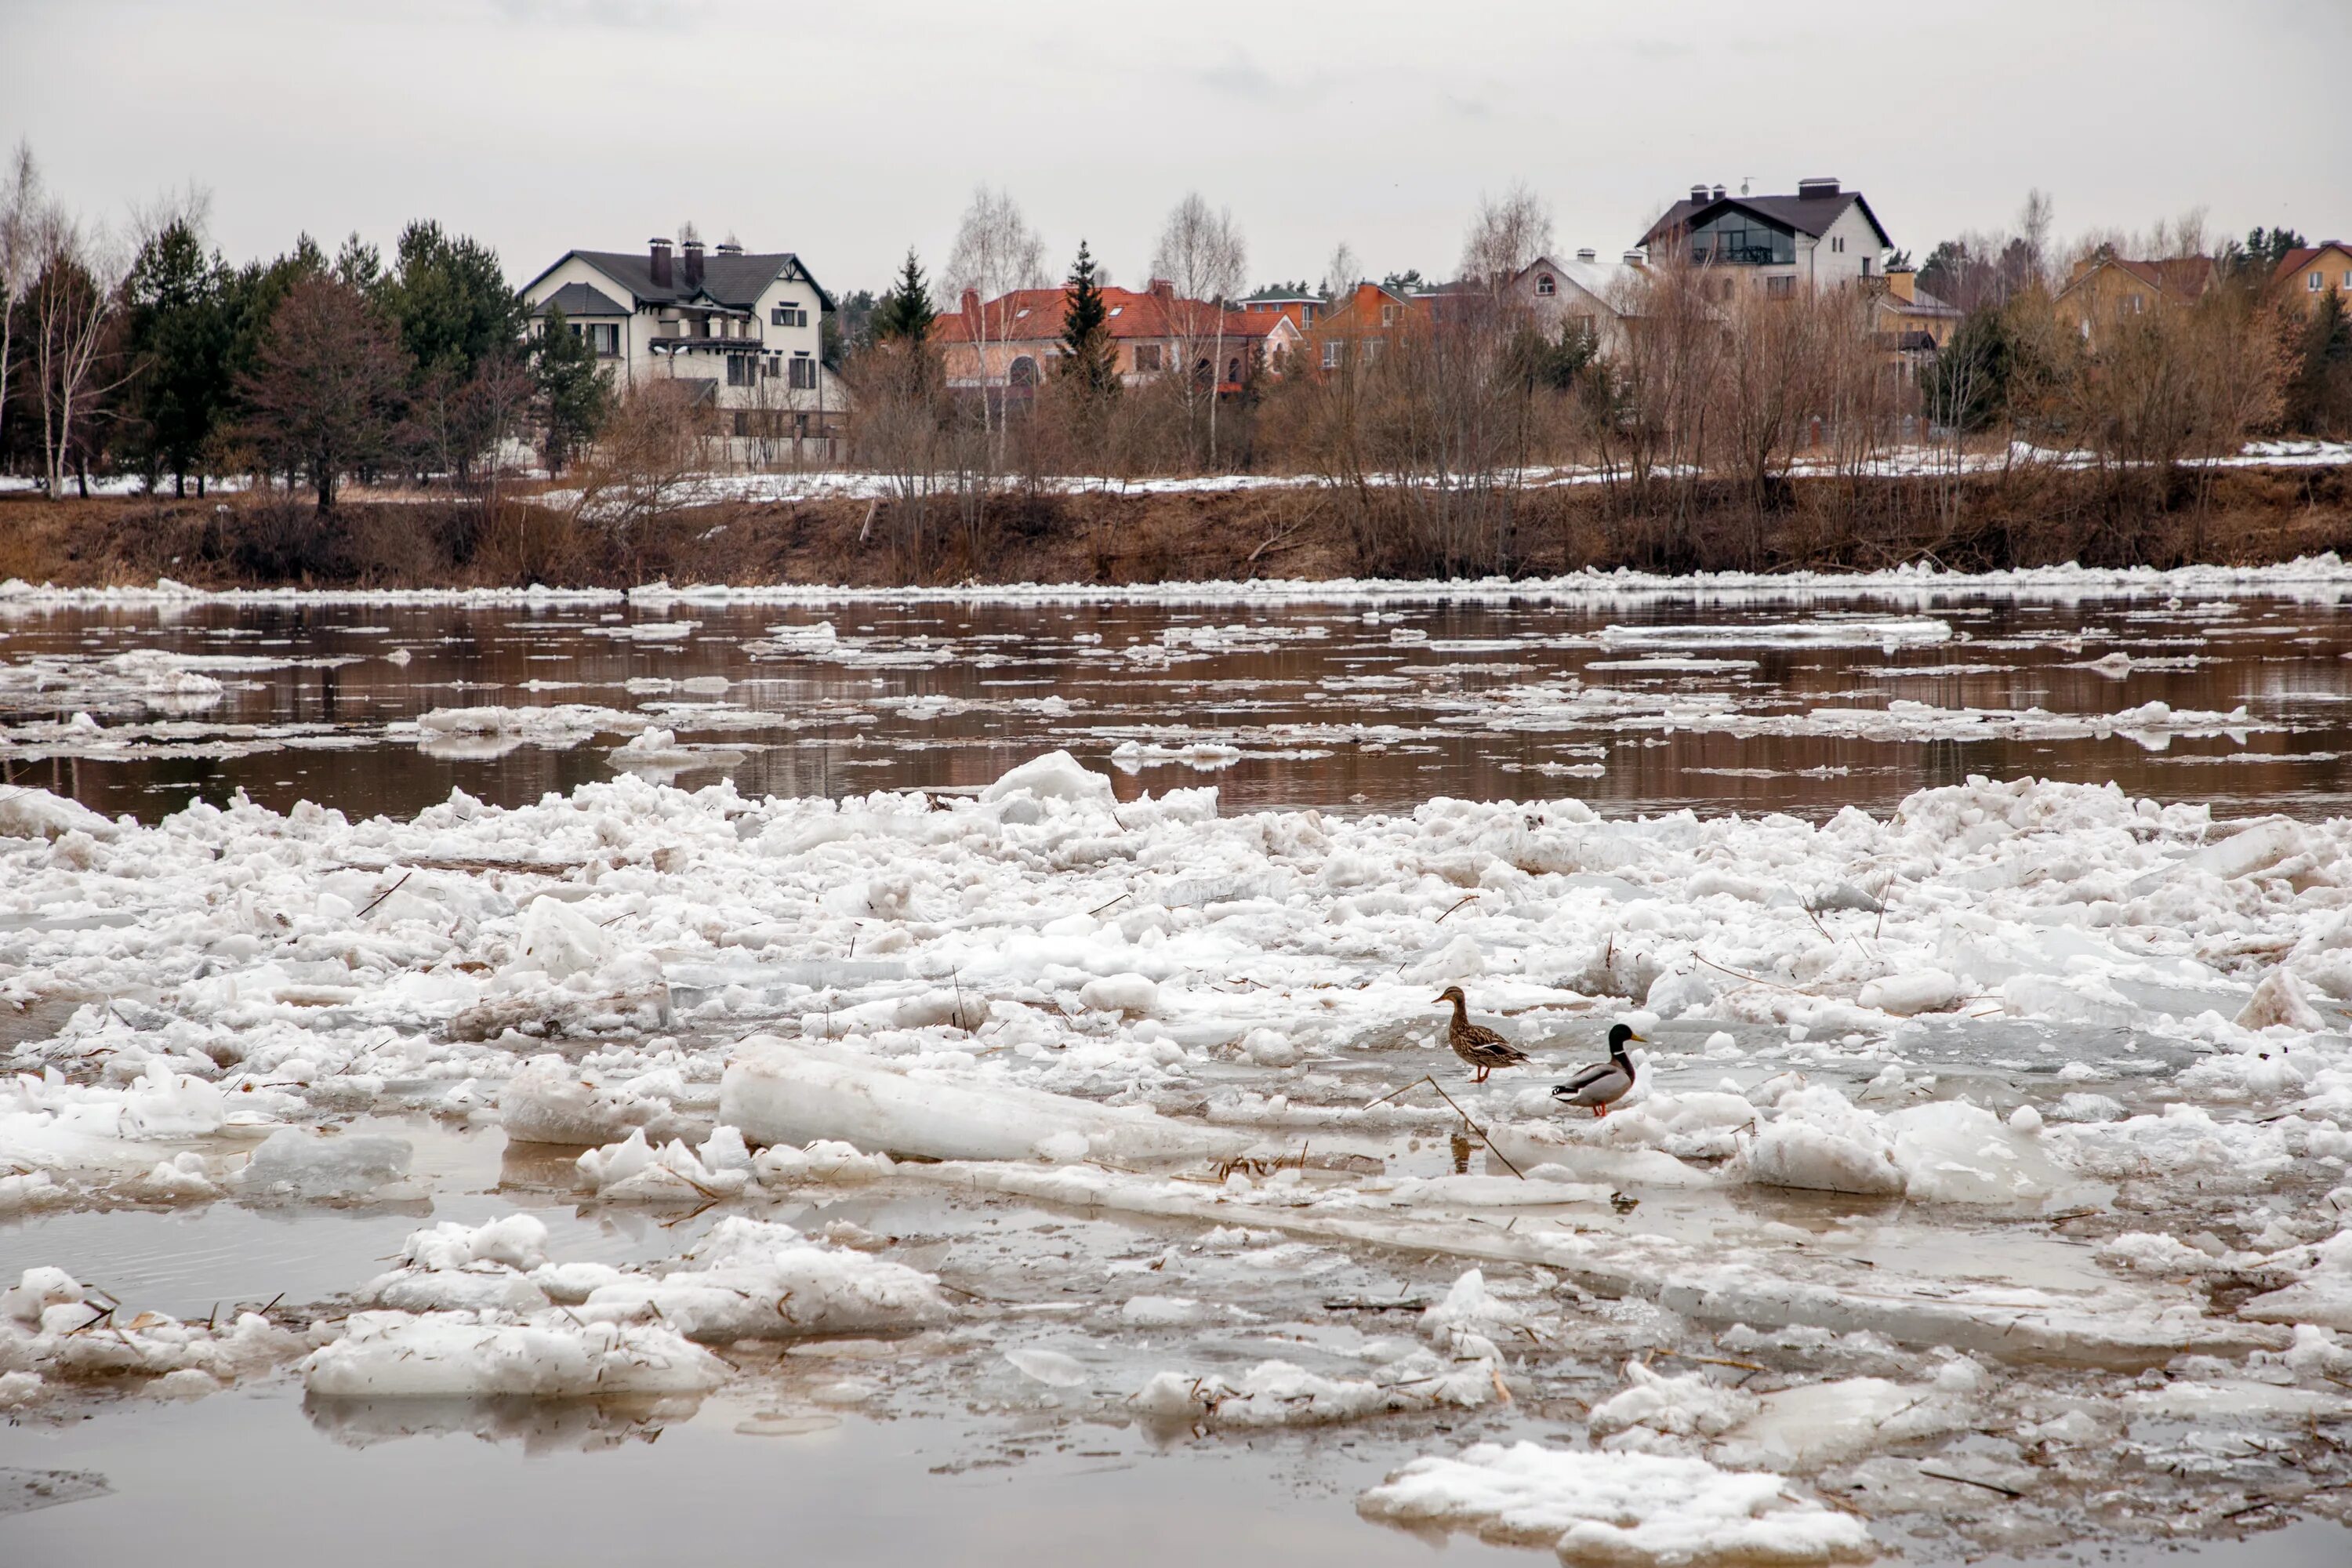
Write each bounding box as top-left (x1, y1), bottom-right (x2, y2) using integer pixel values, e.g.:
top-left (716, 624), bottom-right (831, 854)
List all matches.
top-left (1058, 240), bottom-right (1117, 396)
top-left (823, 286), bottom-right (877, 368)
top-left (122, 218), bottom-right (232, 495)
top-left (2287, 288), bottom-right (2352, 437)
top-left (380, 220), bottom-right (525, 387)
top-left (1924, 304), bottom-right (2020, 434)
top-left (869, 249), bottom-right (936, 345)
top-left (532, 301), bottom-right (609, 474)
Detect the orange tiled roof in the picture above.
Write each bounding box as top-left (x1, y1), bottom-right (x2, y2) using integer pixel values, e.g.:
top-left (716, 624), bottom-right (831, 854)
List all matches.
top-left (934, 285), bottom-right (1270, 345)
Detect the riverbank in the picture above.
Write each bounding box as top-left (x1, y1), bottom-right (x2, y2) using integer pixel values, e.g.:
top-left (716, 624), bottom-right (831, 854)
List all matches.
top-left (3, 461), bottom-right (2349, 590)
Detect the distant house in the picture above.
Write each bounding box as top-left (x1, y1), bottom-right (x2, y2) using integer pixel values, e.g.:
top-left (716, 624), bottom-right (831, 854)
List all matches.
top-left (2274, 241), bottom-right (2352, 314)
top-left (1870, 265), bottom-right (1964, 382)
top-left (1301, 281), bottom-right (1431, 372)
top-left (518, 234), bottom-right (840, 460)
top-left (2052, 252), bottom-right (2218, 347)
top-left (1235, 285), bottom-right (1324, 332)
top-left (935, 279), bottom-right (1297, 394)
top-left (1638, 177), bottom-right (1894, 297)
top-left (1504, 249), bottom-right (1648, 354)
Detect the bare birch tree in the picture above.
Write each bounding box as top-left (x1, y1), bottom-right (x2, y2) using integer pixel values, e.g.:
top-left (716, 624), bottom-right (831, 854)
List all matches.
top-left (1458, 183), bottom-right (1555, 290)
top-left (942, 185), bottom-right (1045, 459)
top-left (26, 203), bottom-right (129, 495)
top-left (1150, 192), bottom-right (1247, 467)
top-left (1323, 240), bottom-right (1360, 303)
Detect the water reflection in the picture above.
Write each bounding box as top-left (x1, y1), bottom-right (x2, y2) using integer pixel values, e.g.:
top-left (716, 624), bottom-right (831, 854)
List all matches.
top-left (303, 1393), bottom-right (695, 1454)
top-left (3, 592), bottom-right (2350, 824)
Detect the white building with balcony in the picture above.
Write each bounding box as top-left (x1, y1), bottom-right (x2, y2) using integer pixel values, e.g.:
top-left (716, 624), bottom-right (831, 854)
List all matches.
top-left (1637, 178), bottom-right (1893, 298)
top-left (520, 234), bottom-right (841, 462)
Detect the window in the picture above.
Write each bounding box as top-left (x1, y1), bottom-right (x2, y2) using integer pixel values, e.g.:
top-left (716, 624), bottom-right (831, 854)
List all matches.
top-left (1225, 357), bottom-right (1240, 385)
top-left (1687, 208), bottom-right (1795, 267)
top-left (1134, 343), bottom-right (1163, 372)
top-left (1320, 339), bottom-right (1341, 369)
top-left (1380, 303), bottom-right (1397, 325)
top-left (2314, 272), bottom-right (2327, 292)
top-left (1009, 355), bottom-right (1039, 387)
top-left (726, 354), bottom-right (757, 387)
top-left (1766, 275), bottom-right (1794, 298)
top-left (771, 304), bottom-right (811, 327)
top-left (1363, 338), bottom-right (1383, 361)
top-left (1535, 273), bottom-right (1556, 297)
top-left (788, 354), bottom-right (817, 390)
top-left (585, 322), bottom-right (619, 357)
top-left (2343, 270), bottom-right (2351, 289)
top-left (731, 412), bottom-right (750, 437)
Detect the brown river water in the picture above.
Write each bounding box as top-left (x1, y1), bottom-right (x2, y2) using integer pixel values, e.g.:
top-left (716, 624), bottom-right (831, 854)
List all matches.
top-left (2, 587), bottom-right (2350, 825)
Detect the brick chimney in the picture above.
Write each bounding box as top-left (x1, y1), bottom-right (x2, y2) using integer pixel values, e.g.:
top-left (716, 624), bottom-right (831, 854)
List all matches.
top-left (681, 237), bottom-right (705, 289)
top-left (1886, 266), bottom-right (1917, 304)
top-left (1149, 278), bottom-right (1174, 303)
top-left (649, 237), bottom-right (673, 288)
top-left (960, 288), bottom-right (980, 320)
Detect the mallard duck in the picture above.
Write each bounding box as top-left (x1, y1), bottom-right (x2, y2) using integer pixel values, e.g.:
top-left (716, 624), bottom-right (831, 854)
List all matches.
top-left (1552, 1024), bottom-right (1643, 1117)
top-left (1434, 985), bottom-right (1529, 1082)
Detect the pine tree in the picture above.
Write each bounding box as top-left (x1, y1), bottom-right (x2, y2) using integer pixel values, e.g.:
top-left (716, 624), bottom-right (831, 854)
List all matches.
top-left (533, 301), bottom-right (609, 474)
top-left (870, 249), bottom-right (937, 346)
top-left (122, 218), bottom-right (232, 495)
top-left (1058, 240), bottom-right (1117, 396)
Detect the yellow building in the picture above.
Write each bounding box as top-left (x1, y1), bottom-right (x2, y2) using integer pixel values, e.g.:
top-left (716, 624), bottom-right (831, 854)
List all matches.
top-left (2274, 241), bottom-right (2352, 315)
top-left (2052, 252), bottom-right (2218, 348)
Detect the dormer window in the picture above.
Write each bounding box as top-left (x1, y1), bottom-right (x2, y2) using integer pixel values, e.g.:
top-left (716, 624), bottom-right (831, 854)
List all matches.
top-left (1535, 274), bottom-right (1555, 296)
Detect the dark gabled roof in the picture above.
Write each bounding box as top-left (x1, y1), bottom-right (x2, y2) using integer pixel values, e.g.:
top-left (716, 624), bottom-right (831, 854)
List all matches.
top-left (1641, 190), bottom-right (1894, 251)
top-left (529, 281), bottom-right (630, 319)
top-left (520, 249), bottom-right (837, 314)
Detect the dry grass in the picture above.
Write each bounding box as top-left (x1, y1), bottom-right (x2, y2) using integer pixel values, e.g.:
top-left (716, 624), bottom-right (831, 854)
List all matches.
top-left (0, 463), bottom-right (2346, 590)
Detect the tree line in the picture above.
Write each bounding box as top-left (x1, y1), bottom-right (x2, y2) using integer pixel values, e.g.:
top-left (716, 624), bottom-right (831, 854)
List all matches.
top-left (839, 185), bottom-right (2351, 575)
top-left (0, 144), bottom-right (609, 509)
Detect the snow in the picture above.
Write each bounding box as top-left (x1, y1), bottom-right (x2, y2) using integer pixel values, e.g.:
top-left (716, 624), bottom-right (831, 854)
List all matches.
top-left (1135, 1350), bottom-right (1499, 1428)
top-left (0, 787), bottom-right (122, 841)
top-left (1357, 1442), bottom-right (1871, 1565)
top-left (978, 747), bottom-right (1116, 808)
top-left (0, 1267), bottom-right (304, 1402)
top-left (302, 1311), bottom-right (726, 1398)
top-left (572, 1217), bottom-right (949, 1339)
top-left (720, 1038), bottom-right (1252, 1164)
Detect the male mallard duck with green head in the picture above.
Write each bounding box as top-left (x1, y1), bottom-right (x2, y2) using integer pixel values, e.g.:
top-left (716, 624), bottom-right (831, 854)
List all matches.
top-left (1433, 985), bottom-right (1529, 1082)
top-left (1552, 1023), bottom-right (1644, 1117)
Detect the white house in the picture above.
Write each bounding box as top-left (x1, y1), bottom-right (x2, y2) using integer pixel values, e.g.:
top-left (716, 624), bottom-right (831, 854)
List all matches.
top-left (1505, 249), bottom-right (1650, 354)
top-left (1638, 178), bottom-right (1893, 298)
top-left (519, 234), bottom-right (841, 463)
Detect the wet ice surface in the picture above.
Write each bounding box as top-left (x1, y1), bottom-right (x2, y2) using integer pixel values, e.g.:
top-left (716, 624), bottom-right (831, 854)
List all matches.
top-left (9, 572), bottom-right (2352, 1563)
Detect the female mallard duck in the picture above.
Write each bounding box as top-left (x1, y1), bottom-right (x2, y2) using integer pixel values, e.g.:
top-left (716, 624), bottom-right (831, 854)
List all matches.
top-left (1434, 985), bottom-right (1529, 1082)
top-left (1552, 1023), bottom-right (1644, 1117)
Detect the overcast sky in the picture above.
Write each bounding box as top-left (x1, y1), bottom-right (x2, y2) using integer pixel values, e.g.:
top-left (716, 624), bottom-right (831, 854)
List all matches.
top-left (4, 0), bottom-right (2344, 297)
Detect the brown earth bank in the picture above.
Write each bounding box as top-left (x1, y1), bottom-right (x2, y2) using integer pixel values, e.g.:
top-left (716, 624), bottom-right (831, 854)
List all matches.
top-left (3, 463), bottom-right (2350, 590)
